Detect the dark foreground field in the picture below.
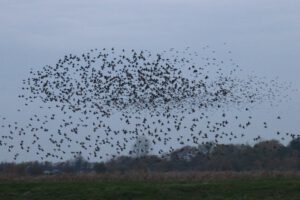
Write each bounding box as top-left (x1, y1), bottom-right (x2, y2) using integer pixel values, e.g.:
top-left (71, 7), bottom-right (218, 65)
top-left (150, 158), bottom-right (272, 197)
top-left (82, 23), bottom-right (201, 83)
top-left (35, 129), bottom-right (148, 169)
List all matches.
top-left (1, 172), bottom-right (300, 200)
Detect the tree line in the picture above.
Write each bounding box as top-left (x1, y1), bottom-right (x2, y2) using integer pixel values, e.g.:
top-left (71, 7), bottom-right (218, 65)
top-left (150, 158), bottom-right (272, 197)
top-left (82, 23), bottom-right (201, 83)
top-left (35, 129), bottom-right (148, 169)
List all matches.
top-left (1, 138), bottom-right (300, 176)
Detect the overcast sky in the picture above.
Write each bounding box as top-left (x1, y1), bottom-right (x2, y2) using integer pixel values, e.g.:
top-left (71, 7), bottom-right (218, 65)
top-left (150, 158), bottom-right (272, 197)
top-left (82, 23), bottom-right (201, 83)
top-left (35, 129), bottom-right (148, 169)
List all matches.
top-left (0, 0), bottom-right (299, 161)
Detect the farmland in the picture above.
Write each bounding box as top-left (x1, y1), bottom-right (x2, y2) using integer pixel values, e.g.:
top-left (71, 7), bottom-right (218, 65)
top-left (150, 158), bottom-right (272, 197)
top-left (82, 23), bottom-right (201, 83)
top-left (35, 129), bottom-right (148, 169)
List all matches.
top-left (1, 172), bottom-right (300, 200)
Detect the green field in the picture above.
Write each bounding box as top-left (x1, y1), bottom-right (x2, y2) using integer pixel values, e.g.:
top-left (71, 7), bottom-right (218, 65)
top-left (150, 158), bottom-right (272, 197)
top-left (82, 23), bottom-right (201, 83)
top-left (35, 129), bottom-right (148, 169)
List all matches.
top-left (1, 179), bottom-right (300, 200)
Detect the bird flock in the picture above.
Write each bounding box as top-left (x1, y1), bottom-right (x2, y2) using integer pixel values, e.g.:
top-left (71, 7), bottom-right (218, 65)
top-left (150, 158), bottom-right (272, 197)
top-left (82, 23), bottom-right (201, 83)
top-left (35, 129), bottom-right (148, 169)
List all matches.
top-left (0, 47), bottom-right (296, 161)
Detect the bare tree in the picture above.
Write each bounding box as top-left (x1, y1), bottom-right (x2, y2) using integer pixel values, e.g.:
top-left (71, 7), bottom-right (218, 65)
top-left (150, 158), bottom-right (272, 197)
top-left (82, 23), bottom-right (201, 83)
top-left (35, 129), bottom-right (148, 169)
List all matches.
top-left (131, 135), bottom-right (151, 158)
top-left (198, 141), bottom-right (217, 156)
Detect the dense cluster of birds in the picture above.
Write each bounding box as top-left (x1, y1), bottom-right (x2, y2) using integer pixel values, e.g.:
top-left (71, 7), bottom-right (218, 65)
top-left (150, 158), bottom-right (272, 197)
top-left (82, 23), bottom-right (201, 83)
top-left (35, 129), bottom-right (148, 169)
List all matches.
top-left (0, 47), bottom-right (297, 161)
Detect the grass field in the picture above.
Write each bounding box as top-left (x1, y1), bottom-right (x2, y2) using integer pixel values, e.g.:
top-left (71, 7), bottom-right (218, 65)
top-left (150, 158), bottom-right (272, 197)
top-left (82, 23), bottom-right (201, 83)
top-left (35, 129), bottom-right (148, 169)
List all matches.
top-left (1, 172), bottom-right (300, 200)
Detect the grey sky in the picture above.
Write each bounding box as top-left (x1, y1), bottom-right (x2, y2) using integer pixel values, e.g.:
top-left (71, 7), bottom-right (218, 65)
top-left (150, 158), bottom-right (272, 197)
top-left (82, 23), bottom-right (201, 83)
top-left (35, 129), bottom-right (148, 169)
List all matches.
top-left (0, 0), bottom-right (299, 161)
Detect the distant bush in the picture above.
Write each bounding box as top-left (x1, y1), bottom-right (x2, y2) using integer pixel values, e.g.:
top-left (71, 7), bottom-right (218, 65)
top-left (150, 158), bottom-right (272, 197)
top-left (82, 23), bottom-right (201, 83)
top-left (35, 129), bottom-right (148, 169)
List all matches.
top-left (94, 163), bottom-right (107, 173)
